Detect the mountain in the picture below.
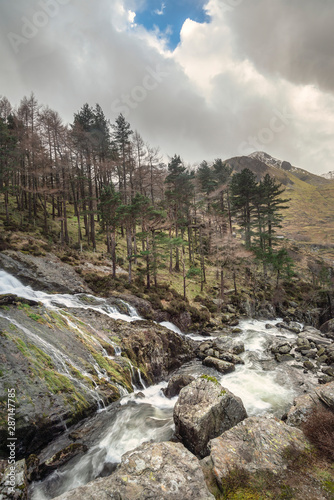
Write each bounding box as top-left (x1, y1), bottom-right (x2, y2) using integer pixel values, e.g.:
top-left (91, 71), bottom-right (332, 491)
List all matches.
top-left (322, 171), bottom-right (334, 180)
top-left (224, 153), bottom-right (334, 248)
top-left (249, 151), bottom-right (330, 187)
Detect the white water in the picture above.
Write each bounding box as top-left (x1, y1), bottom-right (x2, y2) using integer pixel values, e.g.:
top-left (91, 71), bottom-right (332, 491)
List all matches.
top-left (30, 383), bottom-right (176, 500)
top-left (214, 318), bottom-right (297, 416)
top-left (0, 269), bottom-right (301, 498)
top-left (0, 270), bottom-right (142, 323)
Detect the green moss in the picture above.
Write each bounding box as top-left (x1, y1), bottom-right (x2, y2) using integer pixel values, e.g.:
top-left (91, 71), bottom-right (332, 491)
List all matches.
top-left (17, 302), bottom-right (30, 310)
top-left (28, 313), bottom-right (46, 323)
top-left (48, 311), bottom-right (68, 328)
top-left (200, 374), bottom-right (219, 385)
top-left (92, 353), bottom-right (133, 392)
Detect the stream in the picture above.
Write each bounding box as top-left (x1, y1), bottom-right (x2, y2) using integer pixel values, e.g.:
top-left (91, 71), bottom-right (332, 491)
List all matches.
top-left (0, 270), bottom-right (301, 499)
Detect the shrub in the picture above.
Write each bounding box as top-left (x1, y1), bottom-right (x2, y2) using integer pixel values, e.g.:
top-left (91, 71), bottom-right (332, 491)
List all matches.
top-left (301, 406), bottom-right (334, 461)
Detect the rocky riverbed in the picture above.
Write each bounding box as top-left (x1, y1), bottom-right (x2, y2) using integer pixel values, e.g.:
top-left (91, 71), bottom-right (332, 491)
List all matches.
top-left (0, 251), bottom-right (333, 499)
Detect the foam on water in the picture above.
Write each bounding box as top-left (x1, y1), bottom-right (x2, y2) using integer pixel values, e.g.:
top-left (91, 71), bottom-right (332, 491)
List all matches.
top-left (0, 270), bottom-right (141, 322)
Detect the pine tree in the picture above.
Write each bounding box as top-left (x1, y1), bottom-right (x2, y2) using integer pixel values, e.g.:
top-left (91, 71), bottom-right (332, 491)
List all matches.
top-left (230, 168), bottom-right (258, 248)
top-left (165, 155), bottom-right (194, 271)
top-left (98, 183), bottom-right (121, 277)
top-left (112, 114), bottom-right (133, 204)
top-left (255, 174), bottom-right (290, 250)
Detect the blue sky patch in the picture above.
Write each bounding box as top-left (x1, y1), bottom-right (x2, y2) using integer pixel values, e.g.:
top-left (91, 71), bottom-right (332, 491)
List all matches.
top-left (134, 0), bottom-right (210, 49)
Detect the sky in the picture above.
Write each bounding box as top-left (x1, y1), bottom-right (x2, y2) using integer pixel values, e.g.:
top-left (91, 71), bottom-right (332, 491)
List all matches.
top-left (1, 0), bottom-right (334, 175)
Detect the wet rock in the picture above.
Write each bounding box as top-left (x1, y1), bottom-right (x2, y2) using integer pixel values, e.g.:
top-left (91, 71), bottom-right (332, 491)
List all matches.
top-left (116, 320), bottom-right (195, 384)
top-left (305, 349), bottom-right (317, 359)
top-left (39, 443), bottom-right (88, 479)
top-left (322, 366), bottom-right (334, 377)
top-left (0, 459), bottom-right (27, 499)
top-left (318, 375), bottom-right (334, 384)
top-left (52, 441), bottom-right (215, 500)
top-left (298, 331), bottom-right (332, 348)
top-left (271, 342), bottom-right (292, 355)
top-left (296, 337), bottom-right (310, 348)
top-left (202, 357), bottom-right (235, 374)
top-left (0, 294), bottom-right (39, 307)
top-left (303, 360), bottom-right (315, 371)
top-left (276, 321), bottom-right (302, 333)
top-left (0, 304), bottom-right (195, 458)
top-left (221, 313), bottom-right (239, 326)
top-left (163, 374), bottom-right (196, 398)
top-left (218, 352), bottom-right (244, 365)
top-left (196, 339), bottom-right (245, 365)
top-left (275, 353), bottom-right (294, 363)
top-left (173, 377), bottom-right (247, 458)
top-left (209, 415), bottom-right (310, 487)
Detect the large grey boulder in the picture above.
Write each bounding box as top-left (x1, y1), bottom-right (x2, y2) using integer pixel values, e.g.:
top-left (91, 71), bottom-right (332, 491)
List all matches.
top-left (52, 441), bottom-right (215, 500)
top-left (209, 415), bottom-right (310, 488)
top-left (315, 382), bottom-right (334, 410)
top-left (163, 374), bottom-right (196, 398)
top-left (286, 380), bottom-right (334, 426)
top-left (173, 377), bottom-right (247, 458)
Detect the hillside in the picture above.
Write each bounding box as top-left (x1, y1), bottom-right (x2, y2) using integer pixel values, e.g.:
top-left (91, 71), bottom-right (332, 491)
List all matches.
top-left (225, 154), bottom-right (334, 251)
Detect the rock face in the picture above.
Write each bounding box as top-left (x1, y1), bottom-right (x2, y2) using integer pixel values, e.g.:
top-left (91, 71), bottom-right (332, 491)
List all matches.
top-left (316, 381), bottom-right (334, 409)
top-left (0, 459), bottom-right (27, 499)
top-left (209, 415), bottom-right (310, 488)
top-left (52, 441), bottom-right (215, 500)
top-left (286, 380), bottom-right (334, 426)
top-left (110, 319), bottom-right (195, 384)
top-left (173, 378), bottom-right (247, 458)
top-left (0, 251), bottom-right (91, 294)
top-left (0, 305), bottom-right (195, 458)
top-left (163, 374), bottom-right (196, 398)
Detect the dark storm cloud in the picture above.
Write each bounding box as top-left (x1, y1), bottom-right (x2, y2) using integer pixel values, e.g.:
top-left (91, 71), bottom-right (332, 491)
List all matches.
top-left (0, 0), bottom-right (333, 174)
top-left (225, 0), bottom-right (334, 93)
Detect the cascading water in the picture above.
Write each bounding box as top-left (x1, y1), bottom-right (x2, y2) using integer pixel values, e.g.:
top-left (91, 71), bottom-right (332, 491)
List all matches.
top-left (30, 383), bottom-right (176, 500)
top-left (1, 269), bottom-right (301, 499)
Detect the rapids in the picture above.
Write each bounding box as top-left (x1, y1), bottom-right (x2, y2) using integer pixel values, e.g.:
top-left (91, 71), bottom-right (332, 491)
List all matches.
top-left (0, 269), bottom-right (301, 499)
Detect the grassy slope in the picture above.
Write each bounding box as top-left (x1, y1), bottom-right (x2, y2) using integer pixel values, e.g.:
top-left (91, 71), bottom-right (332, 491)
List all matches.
top-left (283, 175), bottom-right (334, 246)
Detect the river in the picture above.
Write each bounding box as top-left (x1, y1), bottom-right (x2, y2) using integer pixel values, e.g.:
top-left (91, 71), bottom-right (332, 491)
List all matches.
top-left (0, 269), bottom-right (300, 499)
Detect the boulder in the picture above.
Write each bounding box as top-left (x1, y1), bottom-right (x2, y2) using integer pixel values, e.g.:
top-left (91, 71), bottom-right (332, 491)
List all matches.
top-left (285, 393), bottom-right (318, 426)
top-left (298, 331), bottom-right (332, 348)
top-left (286, 381), bottom-right (334, 426)
top-left (315, 382), bottom-right (334, 410)
top-left (319, 318), bottom-right (334, 335)
top-left (202, 357), bottom-right (235, 374)
top-left (173, 377), bottom-right (247, 458)
top-left (271, 342), bottom-right (292, 355)
top-left (209, 415), bottom-right (310, 488)
top-left (163, 374), bottom-right (196, 398)
top-left (52, 441), bottom-right (215, 500)
top-left (214, 337), bottom-right (245, 355)
top-left (276, 321), bottom-right (302, 333)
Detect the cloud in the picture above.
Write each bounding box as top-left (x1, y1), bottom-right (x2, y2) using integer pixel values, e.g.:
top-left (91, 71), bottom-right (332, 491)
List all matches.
top-left (154, 3), bottom-right (166, 16)
top-left (0, 0), bottom-right (333, 175)
top-left (222, 0), bottom-right (334, 93)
